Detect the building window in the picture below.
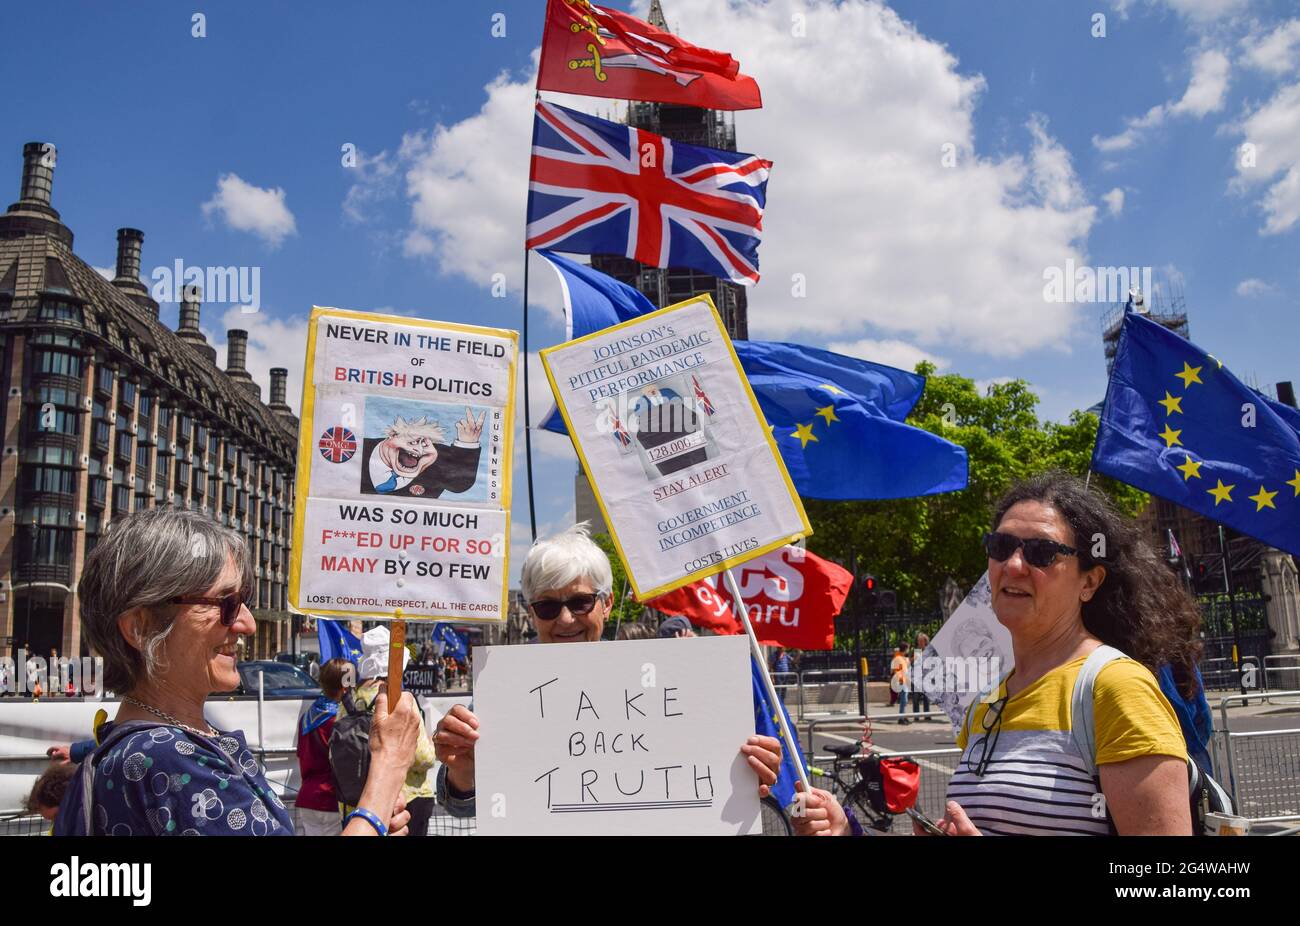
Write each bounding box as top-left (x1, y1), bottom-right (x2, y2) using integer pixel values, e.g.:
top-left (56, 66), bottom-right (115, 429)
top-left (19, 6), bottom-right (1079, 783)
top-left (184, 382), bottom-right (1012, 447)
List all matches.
top-left (25, 405), bottom-right (80, 437)
top-left (23, 466), bottom-right (77, 496)
top-left (113, 485), bottom-right (130, 511)
top-left (24, 444), bottom-right (76, 467)
top-left (119, 381), bottom-right (137, 408)
top-left (33, 348), bottom-right (82, 379)
top-left (115, 431), bottom-right (132, 462)
top-left (135, 444), bottom-right (150, 473)
top-left (96, 365), bottom-right (114, 395)
top-left (33, 384), bottom-right (82, 408)
top-left (177, 414), bottom-right (191, 443)
top-left (89, 476), bottom-right (108, 506)
top-left (38, 300), bottom-right (83, 324)
top-left (138, 393), bottom-right (153, 419)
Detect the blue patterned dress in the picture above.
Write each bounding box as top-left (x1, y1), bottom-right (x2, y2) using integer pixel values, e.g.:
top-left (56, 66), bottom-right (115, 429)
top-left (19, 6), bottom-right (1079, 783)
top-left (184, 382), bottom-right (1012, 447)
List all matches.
top-left (89, 721), bottom-right (293, 836)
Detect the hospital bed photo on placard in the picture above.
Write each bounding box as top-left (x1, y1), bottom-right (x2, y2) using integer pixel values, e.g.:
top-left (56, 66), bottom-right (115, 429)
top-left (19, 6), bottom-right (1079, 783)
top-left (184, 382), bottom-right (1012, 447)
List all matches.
top-left (358, 396), bottom-right (489, 501)
top-left (619, 372), bottom-right (718, 481)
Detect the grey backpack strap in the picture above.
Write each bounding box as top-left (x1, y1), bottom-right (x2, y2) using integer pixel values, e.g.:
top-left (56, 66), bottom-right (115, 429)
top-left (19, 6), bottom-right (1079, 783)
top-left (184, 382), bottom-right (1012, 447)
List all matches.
top-left (1070, 644), bottom-right (1128, 779)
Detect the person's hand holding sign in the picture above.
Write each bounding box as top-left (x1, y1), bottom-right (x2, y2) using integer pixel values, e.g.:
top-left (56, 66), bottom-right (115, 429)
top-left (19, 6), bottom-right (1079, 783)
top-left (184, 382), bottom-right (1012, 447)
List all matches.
top-left (743, 735), bottom-right (782, 799)
top-left (434, 703), bottom-right (480, 794)
top-left (455, 408), bottom-right (486, 445)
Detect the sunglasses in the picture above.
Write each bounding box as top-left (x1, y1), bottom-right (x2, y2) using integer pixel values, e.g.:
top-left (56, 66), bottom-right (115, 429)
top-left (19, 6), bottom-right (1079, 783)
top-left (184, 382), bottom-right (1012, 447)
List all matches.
top-left (529, 593), bottom-right (599, 621)
top-left (983, 531), bottom-right (1077, 569)
top-left (170, 591), bottom-right (250, 626)
top-left (970, 692), bottom-right (1008, 777)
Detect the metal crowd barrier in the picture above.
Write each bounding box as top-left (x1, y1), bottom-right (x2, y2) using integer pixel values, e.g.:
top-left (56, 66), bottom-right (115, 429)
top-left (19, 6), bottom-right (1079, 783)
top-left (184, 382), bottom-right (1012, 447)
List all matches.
top-left (797, 669), bottom-right (859, 718)
top-left (1216, 691), bottom-right (1300, 825)
top-left (1263, 656), bottom-right (1300, 704)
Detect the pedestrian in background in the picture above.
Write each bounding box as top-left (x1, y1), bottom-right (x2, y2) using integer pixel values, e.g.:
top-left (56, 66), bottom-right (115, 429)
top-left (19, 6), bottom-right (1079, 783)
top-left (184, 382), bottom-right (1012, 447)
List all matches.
top-left (911, 632), bottom-right (932, 721)
top-left (295, 657), bottom-right (352, 836)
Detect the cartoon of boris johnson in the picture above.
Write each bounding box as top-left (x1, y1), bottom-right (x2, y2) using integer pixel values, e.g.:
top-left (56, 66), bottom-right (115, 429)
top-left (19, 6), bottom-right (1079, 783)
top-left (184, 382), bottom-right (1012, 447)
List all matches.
top-left (360, 408), bottom-right (485, 498)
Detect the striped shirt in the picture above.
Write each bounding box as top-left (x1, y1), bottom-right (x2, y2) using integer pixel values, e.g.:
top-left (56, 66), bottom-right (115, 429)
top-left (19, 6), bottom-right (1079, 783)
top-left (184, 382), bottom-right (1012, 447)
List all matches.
top-left (948, 654), bottom-right (1186, 836)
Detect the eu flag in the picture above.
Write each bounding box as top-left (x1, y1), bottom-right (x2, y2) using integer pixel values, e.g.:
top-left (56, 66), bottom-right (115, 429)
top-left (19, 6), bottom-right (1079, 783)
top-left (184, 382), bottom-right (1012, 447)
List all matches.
top-left (317, 619), bottom-right (363, 667)
top-left (735, 340), bottom-right (969, 500)
top-left (752, 656), bottom-right (808, 809)
top-left (1092, 311), bottom-right (1300, 557)
top-left (537, 250), bottom-right (969, 500)
top-left (433, 623), bottom-right (468, 661)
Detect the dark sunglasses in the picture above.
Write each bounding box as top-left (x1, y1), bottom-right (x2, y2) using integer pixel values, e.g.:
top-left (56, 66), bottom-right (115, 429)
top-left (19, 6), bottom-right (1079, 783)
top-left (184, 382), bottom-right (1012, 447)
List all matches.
top-left (170, 591), bottom-right (250, 626)
top-left (983, 531), bottom-right (1077, 569)
top-left (529, 593), bottom-right (599, 621)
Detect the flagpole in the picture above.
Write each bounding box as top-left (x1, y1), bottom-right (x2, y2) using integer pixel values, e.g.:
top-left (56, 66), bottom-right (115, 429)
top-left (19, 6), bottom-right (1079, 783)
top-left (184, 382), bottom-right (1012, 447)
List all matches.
top-left (522, 86), bottom-right (542, 542)
top-left (722, 566), bottom-right (811, 795)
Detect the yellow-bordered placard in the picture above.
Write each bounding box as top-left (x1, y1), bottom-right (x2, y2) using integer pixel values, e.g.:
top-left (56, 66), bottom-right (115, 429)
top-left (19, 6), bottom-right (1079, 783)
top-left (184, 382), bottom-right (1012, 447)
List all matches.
top-left (540, 294), bottom-right (810, 600)
top-left (290, 306), bottom-right (518, 622)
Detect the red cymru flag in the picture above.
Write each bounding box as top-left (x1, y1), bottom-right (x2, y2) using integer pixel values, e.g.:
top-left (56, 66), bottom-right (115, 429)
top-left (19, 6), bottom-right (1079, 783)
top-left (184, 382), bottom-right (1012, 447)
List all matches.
top-left (538, 0), bottom-right (762, 111)
top-left (646, 546), bottom-right (850, 650)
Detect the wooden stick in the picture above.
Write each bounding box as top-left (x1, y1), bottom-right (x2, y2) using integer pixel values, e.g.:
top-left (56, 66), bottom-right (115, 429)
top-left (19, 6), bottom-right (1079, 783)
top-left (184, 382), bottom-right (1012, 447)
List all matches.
top-left (387, 610), bottom-right (405, 708)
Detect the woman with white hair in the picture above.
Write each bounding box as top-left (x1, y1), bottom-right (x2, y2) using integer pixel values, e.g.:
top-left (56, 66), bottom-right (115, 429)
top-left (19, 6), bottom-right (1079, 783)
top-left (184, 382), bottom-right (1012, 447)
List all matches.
top-left (433, 523), bottom-right (784, 816)
top-left (55, 507), bottom-right (422, 837)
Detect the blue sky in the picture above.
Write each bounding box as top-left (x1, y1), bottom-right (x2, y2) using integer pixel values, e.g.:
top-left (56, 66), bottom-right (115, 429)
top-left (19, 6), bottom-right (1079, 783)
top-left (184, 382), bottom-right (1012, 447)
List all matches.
top-left (3, 0), bottom-right (1297, 571)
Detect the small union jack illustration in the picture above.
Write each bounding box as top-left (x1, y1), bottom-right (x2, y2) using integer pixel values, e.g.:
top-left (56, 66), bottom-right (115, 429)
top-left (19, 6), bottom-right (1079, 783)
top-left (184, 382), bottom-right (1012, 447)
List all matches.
top-left (611, 411), bottom-right (632, 448)
top-left (692, 375), bottom-right (715, 416)
top-left (318, 426), bottom-right (357, 464)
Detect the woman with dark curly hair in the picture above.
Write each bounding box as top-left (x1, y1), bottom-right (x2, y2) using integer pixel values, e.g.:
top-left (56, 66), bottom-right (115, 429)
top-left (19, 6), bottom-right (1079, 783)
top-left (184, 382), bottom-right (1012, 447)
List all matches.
top-left (796, 471), bottom-right (1200, 836)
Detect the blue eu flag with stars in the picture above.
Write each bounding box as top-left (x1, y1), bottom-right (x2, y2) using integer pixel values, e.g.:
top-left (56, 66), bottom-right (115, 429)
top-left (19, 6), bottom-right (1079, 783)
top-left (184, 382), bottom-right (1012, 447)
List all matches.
top-left (317, 619), bottom-right (363, 667)
top-left (1092, 311), bottom-right (1300, 557)
top-left (536, 249), bottom-right (969, 500)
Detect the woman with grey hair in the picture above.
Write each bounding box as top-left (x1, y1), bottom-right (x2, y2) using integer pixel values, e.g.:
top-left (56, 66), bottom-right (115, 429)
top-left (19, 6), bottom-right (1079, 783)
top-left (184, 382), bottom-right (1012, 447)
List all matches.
top-left (54, 507), bottom-right (422, 837)
top-left (433, 522), bottom-right (784, 816)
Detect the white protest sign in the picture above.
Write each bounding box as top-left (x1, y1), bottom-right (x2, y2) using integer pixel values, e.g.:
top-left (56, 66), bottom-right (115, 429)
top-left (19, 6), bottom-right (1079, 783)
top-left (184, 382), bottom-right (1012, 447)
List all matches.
top-left (917, 573), bottom-right (1013, 733)
top-left (540, 295), bottom-right (810, 599)
top-left (290, 307), bottom-right (517, 621)
top-left (472, 635), bottom-right (760, 835)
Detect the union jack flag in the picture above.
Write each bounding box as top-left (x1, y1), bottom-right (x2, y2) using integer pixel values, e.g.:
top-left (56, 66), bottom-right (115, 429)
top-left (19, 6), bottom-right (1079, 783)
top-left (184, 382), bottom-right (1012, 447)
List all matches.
top-left (318, 426), bottom-right (357, 464)
top-left (691, 374), bottom-right (715, 416)
top-left (526, 100), bottom-right (771, 286)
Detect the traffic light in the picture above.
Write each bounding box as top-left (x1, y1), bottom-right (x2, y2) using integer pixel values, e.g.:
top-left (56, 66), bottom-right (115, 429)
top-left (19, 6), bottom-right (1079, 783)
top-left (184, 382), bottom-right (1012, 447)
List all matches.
top-left (858, 574), bottom-right (878, 611)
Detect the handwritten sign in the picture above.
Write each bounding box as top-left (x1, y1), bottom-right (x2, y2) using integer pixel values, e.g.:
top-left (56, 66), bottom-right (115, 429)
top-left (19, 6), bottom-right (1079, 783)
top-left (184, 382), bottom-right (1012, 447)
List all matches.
top-left (290, 307), bottom-right (517, 621)
top-left (540, 296), bottom-right (810, 599)
top-left (472, 635), bottom-right (760, 835)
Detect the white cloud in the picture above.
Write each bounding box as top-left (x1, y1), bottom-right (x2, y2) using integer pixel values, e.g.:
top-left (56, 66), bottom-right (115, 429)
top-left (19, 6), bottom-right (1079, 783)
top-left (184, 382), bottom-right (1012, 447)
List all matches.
top-left (1230, 81), bottom-right (1300, 234)
top-left (1093, 49), bottom-right (1230, 152)
top-left (1241, 20), bottom-right (1300, 76)
top-left (1235, 277), bottom-right (1275, 296)
top-left (93, 266), bottom-right (114, 281)
top-left (1111, 0), bottom-right (1249, 23)
top-left (211, 307), bottom-right (309, 415)
top-left (1103, 187), bottom-right (1126, 216)
top-left (342, 149), bottom-right (399, 223)
top-left (382, 0), bottom-right (1098, 358)
top-left (975, 376), bottom-right (1016, 393)
top-left (826, 337), bottom-right (949, 373)
top-left (402, 231), bottom-right (436, 258)
top-left (201, 173), bottom-right (297, 248)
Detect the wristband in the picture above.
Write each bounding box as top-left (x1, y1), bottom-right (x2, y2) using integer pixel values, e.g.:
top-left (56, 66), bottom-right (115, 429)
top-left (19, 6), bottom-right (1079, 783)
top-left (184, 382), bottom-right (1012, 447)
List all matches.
top-left (344, 807), bottom-right (388, 836)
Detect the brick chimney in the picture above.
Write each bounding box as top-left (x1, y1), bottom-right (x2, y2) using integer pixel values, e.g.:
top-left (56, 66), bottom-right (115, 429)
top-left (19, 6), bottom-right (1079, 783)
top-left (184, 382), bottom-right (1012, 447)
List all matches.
top-left (226, 329), bottom-right (260, 399)
top-left (0, 141), bottom-right (73, 246)
top-left (111, 227), bottom-right (157, 315)
top-left (267, 367), bottom-right (297, 428)
top-left (176, 285), bottom-right (217, 364)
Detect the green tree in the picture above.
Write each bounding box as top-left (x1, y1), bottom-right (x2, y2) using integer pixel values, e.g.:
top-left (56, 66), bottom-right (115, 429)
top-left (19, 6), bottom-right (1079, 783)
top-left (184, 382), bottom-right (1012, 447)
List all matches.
top-left (591, 532), bottom-right (648, 629)
top-left (805, 363), bottom-right (1147, 613)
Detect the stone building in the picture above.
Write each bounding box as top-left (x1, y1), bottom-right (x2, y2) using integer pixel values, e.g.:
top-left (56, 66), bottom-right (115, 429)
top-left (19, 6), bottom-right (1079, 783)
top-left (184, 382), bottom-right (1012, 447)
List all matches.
top-left (0, 141), bottom-right (299, 662)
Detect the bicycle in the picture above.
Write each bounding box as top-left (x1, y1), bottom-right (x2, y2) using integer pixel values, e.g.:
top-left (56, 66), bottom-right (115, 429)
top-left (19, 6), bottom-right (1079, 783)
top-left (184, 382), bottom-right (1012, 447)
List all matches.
top-left (807, 742), bottom-right (896, 833)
